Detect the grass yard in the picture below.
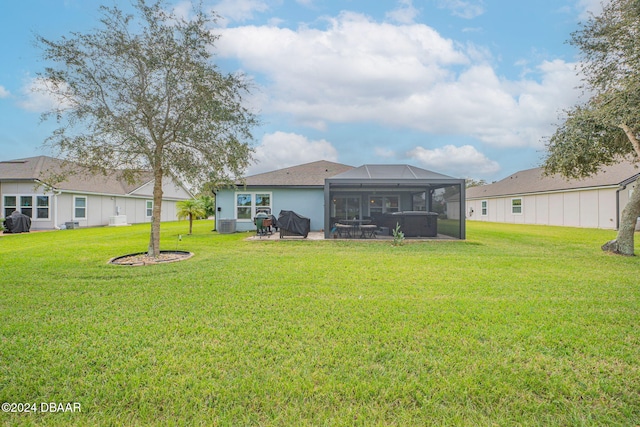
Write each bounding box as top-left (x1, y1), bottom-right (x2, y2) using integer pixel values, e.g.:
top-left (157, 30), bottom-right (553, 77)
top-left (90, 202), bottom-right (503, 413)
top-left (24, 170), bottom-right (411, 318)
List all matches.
top-left (1, 221), bottom-right (639, 426)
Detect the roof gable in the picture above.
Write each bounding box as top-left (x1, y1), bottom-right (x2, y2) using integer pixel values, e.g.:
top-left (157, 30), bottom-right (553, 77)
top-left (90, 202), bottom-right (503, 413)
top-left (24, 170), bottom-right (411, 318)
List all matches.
top-left (466, 161), bottom-right (640, 199)
top-left (242, 160), bottom-right (354, 187)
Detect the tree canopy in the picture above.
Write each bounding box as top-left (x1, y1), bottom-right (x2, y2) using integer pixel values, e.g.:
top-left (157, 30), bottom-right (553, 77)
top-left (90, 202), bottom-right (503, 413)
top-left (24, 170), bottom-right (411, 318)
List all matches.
top-left (36, 0), bottom-right (257, 256)
top-left (544, 0), bottom-right (640, 255)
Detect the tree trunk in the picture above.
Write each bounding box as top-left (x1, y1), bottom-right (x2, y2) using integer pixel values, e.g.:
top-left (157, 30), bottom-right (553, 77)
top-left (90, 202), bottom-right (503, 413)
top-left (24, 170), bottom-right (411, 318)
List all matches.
top-left (602, 176), bottom-right (640, 256)
top-left (189, 214), bottom-right (193, 235)
top-left (148, 162), bottom-right (164, 258)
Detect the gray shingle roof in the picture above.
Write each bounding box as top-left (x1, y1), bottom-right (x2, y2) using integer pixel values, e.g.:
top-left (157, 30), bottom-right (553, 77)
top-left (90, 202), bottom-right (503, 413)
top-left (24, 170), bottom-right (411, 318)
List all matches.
top-left (466, 161), bottom-right (640, 199)
top-left (0, 155), bottom-right (154, 195)
top-left (242, 160), bottom-right (354, 187)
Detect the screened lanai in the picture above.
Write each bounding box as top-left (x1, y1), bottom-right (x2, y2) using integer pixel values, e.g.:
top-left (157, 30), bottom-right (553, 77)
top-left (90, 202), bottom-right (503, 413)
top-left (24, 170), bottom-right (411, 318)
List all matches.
top-left (323, 164), bottom-right (466, 239)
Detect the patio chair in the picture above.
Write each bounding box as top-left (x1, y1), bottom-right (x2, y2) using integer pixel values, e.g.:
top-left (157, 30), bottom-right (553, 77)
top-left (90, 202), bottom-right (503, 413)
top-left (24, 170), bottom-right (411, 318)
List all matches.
top-left (359, 224), bottom-right (377, 239)
top-left (335, 223), bottom-right (352, 238)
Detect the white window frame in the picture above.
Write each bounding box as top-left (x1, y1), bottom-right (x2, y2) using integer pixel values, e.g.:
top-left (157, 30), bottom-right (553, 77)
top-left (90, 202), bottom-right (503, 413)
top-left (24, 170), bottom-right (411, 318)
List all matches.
top-left (35, 195), bottom-right (50, 220)
top-left (146, 200), bottom-right (153, 218)
top-left (3, 194), bottom-right (50, 221)
top-left (3, 195), bottom-right (17, 218)
top-left (481, 200), bottom-right (488, 216)
top-left (73, 196), bottom-right (87, 220)
top-left (368, 195), bottom-right (400, 215)
top-left (234, 192), bottom-right (272, 222)
top-left (511, 198), bottom-right (523, 215)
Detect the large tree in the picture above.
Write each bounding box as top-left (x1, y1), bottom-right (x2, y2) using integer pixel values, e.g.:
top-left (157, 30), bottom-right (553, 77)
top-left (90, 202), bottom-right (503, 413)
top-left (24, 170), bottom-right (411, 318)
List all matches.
top-left (544, 0), bottom-right (640, 256)
top-left (36, 0), bottom-right (256, 257)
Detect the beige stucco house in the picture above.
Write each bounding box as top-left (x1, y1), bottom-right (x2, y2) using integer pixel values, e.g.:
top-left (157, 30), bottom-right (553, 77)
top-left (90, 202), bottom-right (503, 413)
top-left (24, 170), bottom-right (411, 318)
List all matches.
top-left (466, 161), bottom-right (640, 230)
top-left (1, 156), bottom-right (192, 230)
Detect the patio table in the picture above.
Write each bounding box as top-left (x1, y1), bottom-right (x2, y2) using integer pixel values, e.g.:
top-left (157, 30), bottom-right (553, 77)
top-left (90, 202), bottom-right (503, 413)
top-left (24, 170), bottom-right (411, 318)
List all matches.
top-left (337, 220), bottom-right (375, 238)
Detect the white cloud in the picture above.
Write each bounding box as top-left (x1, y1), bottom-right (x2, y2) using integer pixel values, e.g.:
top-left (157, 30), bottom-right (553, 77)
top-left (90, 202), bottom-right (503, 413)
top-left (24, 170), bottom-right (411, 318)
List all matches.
top-left (408, 144), bottom-right (500, 177)
top-left (218, 11), bottom-right (583, 149)
top-left (437, 0), bottom-right (485, 19)
top-left (386, 0), bottom-right (420, 24)
top-left (375, 147), bottom-right (396, 158)
top-left (171, 1), bottom-right (193, 21)
top-left (18, 77), bottom-right (74, 113)
top-left (247, 131), bottom-right (338, 174)
top-left (0, 85), bottom-right (10, 98)
top-left (213, 0), bottom-right (271, 24)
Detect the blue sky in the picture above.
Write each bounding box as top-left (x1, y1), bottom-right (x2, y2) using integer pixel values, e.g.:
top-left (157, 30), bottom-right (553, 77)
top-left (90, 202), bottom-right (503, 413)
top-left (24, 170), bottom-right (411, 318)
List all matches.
top-left (0, 0), bottom-right (602, 181)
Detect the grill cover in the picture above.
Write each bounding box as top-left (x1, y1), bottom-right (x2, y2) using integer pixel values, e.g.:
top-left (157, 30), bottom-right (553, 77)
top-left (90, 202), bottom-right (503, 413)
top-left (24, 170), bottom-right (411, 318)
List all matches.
top-left (276, 210), bottom-right (310, 237)
top-left (4, 211), bottom-right (31, 233)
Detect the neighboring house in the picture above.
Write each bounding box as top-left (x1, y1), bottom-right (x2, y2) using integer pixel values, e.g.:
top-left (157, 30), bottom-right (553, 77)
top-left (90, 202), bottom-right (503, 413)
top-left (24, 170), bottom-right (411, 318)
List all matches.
top-left (0, 156), bottom-right (192, 230)
top-left (466, 161), bottom-right (640, 230)
top-left (216, 160), bottom-right (467, 239)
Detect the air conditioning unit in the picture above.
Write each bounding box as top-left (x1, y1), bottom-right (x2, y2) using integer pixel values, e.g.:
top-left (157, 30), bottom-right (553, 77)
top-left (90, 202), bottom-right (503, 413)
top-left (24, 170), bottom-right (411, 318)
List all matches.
top-left (218, 219), bottom-right (236, 234)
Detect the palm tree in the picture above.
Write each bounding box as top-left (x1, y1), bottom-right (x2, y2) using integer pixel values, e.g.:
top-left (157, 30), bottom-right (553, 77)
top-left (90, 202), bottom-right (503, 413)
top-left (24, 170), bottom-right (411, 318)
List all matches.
top-left (176, 199), bottom-right (206, 235)
top-left (198, 195), bottom-right (216, 218)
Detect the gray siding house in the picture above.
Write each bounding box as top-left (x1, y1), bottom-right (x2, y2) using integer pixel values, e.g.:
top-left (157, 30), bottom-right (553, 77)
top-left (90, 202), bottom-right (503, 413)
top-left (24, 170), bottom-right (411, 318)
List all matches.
top-left (466, 161), bottom-right (640, 230)
top-left (0, 156), bottom-right (192, 230)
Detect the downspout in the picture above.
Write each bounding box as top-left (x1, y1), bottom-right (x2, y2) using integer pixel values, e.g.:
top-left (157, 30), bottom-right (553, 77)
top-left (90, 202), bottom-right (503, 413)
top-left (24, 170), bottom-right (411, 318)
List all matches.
top-left (615, 186), bottom-right (623, 230)
top-left (212, 190), bottom-right (217, 231)
top-left (53, 189), bottom-right (61, 229)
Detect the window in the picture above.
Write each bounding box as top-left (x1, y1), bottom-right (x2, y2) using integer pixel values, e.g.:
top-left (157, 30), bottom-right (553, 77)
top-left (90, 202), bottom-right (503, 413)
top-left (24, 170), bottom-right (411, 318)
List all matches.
top-left (412, 192), bottom-right (427, 211)
top-left (255, 193), bottom-right (271, 214)
top-left (74, 196), bottom-right (87, 219)
top-left (511, 198), bottom-right (522, 214)
top-left (235, 192), bottom-right (272, 221)
top-left (3, 195), bottom-right (49, 219)
top-left (3, 196), bottom-right (16, 217)
top-left (36, 196), bottom-right (50, 219)
top-left (332, 196), bottom-right (361, 220)
top-left (146, 200), bottom-right (153, 218)
top-left (20, 196), bottom-right (33, 218)
top-left (369, 196), bottom-right (399, 215)
top-left (481, 200), bottom-right (488, 216)
top-left (236, 193), bottom-right (252, 220)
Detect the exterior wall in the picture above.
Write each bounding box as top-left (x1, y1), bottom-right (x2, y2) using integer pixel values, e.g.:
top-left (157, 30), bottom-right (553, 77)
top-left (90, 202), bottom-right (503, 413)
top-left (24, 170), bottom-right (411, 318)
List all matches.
top-left (1, 180), bottom-right (184, 230)
top-left (131, 177), bottom-right (191, 199)
top-left (467, 186), bottom-right (619, 229)
top-left (1, 181), bottom-right (56, 230)
top-left (55, 194), bottom-right (179, 229)
top-left (216, 187), bottom-right (325, 232)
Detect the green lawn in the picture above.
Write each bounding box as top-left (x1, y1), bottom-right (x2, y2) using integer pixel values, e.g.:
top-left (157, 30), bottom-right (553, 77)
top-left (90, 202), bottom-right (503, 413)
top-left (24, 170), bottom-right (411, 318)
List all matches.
top-left (1, 221), bottom-right (639, 426)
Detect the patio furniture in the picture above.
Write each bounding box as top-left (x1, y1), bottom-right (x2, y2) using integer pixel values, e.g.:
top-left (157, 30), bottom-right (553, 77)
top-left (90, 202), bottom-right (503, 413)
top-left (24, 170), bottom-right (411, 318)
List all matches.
top-left (335, 223), bottom-right (353, 238)
top-left (359, 224), bottom-right (377, 239)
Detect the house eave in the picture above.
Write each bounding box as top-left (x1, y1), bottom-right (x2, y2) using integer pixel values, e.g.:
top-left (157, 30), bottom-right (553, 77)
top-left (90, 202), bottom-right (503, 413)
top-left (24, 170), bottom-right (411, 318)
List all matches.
top-left (466, 184), bottom-right (622, 200)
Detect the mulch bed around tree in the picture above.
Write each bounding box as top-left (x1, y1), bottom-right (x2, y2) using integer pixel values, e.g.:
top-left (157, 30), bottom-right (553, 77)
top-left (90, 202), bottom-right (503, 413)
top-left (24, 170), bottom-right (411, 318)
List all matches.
top-left (109, 251), bottom-right (193, 266)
